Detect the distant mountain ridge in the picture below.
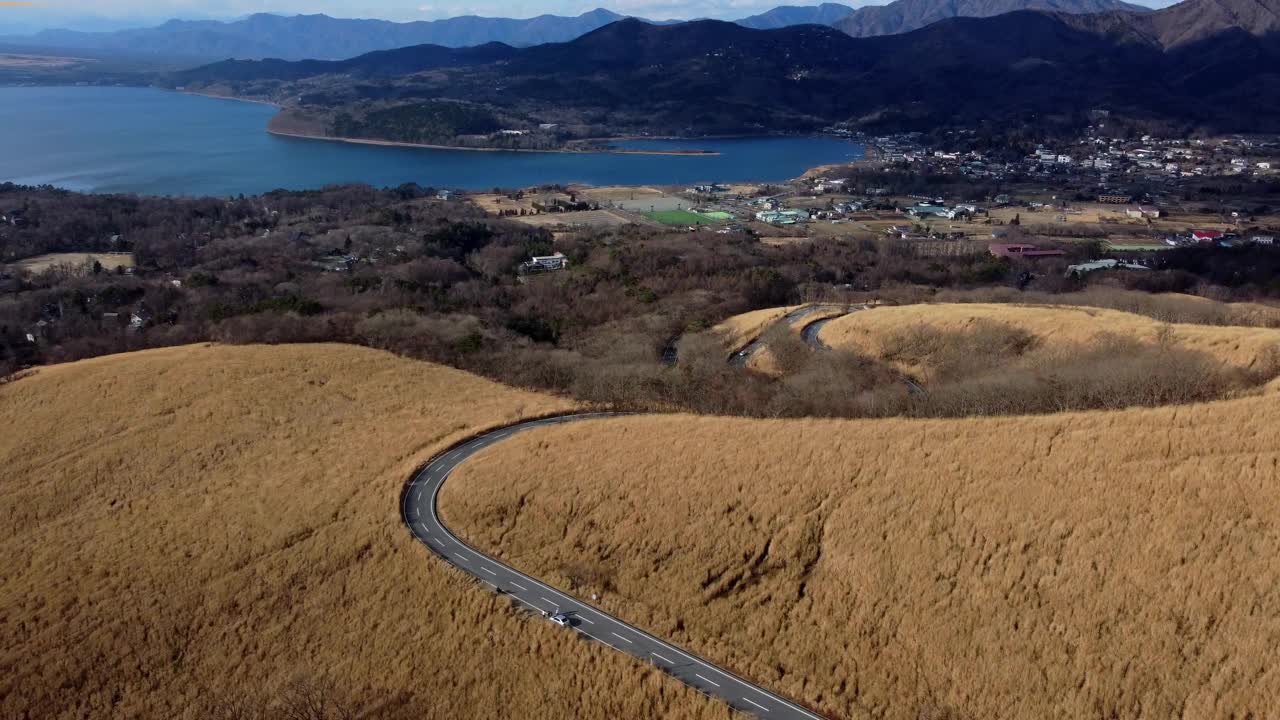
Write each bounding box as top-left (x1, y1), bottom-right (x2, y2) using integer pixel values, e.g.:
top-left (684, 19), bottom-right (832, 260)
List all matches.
top-left (3, 0), bottom-right (1149, 61)
top-left (0, 9), bottom-right (641, 60)
top-left (736, 3), bottom-right (857, 29)
top-left (835, 0), bottom-right (1150, 37)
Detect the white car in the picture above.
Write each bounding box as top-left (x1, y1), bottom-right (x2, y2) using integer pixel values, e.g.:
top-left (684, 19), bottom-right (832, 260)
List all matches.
top-left (549, 612), bottom-right (572, 627)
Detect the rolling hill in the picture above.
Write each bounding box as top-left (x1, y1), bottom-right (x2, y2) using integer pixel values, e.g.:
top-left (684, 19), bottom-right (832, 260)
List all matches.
top-left (441, 362), bottom-right (1280, 718)
top-left (0, 343), bottom-right (732, 719)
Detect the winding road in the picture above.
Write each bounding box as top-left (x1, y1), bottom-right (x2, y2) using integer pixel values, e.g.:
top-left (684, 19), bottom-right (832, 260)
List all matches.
top-left (730, 303), bottom-right (858, 365)
top-left (401, 413), bottom-right (826, 720)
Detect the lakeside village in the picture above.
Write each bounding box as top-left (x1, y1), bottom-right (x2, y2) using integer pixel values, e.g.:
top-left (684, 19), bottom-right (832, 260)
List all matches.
top-left (7, 126), bottom-right (1277, 292)
top-left (456, 127), bottom-right (1280, 278)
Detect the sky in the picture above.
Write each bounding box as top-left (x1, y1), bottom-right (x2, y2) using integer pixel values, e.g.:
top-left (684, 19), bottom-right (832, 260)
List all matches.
top-left (1, 0), bottom-right (1173, 33)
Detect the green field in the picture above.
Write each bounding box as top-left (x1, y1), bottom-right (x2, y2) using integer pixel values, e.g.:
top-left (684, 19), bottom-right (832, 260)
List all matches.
top-left (648, 209), bottom-right (736, 225)
top-left (648, 210), bottom-right (714, 225)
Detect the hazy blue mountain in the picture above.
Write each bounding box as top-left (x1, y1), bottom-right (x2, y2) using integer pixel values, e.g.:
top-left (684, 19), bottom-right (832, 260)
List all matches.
top-left (834, 0), bottom-right (1150, 37)
top-left (0, 9), bottom-right (637, 60)
top-left (736, 3), bottom-right (857, 29)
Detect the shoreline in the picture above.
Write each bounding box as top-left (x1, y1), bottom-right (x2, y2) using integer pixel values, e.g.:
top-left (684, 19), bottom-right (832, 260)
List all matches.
top-left (266, 128), bottom-right (722, 156)
top-left (176, 89), bottom-right (282, 109)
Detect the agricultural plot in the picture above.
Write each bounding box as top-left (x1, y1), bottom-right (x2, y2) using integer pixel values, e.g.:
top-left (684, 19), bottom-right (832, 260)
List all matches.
top-left (12, 252), bottom-right (135, 273)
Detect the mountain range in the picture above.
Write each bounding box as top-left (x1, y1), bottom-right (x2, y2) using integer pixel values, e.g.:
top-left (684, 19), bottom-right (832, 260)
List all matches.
top-left (835, 0), bottom-right (1150, 36)
top-left (2, 0), bottom-right (1145, 61)
top-left (167, 0), bottom-right (1280, 139)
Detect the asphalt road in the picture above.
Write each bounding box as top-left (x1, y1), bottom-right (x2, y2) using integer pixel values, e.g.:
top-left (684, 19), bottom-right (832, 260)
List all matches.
top-left (401, 413), bottom-right (826, 720)
top-left (730, 304), bottom-right (856, 366)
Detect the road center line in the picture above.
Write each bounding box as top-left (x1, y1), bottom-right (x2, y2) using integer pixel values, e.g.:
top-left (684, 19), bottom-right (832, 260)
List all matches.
top-left (610, 632), bottom-right (634, 644)
top-left (695, 673), bottom-right (721, 688)
top-left (652, 651), bottom-right (675, 664)
top-left (743, 697), bottom-right (769, 711)
top-left (509, 582), bottom-right (527, 591)
top-left (481, 567), bottom-right (497, 575)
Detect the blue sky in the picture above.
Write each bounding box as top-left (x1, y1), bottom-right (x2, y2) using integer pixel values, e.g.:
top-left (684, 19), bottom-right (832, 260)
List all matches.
top-left (3, 0), bottom-right (1174, 33)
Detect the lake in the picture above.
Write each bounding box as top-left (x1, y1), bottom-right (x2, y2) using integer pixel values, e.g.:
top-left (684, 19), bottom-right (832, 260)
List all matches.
top-left (0, 86), bottom-right (864, 197)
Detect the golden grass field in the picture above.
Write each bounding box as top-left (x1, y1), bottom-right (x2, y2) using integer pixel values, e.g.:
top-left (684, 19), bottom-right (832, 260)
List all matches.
top-left (820, 303), bottom-right (1280, 379)
top-left (442, 402), bottom-right (1280, 720)
top-left (12, 252), bottom-right (136, 273)
top-left (0, 344), bottom-right (725, 719)
top-left (711, 305), bottom-right (804, 349)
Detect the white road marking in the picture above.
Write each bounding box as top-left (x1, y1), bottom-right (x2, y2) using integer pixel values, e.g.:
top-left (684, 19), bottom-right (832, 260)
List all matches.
top-left (481, 567), bottom-right (497, 576)
top-left (743, 697), bottom-right (769, 711)
top-left (454, 553), bottom-right (469, 562)
top-left (652, 652), bottom-right (675, 664)
top-left (610, 632), bottom-right (634, 644)
top-left (695, 674), bottom-right (721, 688)
top-left (509, 582), bottom-right (527, 591)
top-left (576, 615), bottom-right (595, 625)
top-left (541, 597), bottom-right (558, 607)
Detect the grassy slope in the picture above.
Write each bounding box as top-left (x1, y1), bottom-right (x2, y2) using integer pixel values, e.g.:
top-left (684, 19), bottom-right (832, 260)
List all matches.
top-left (710, 305), bottom-right (804, 349)
top-left (0, 344), bottom-right (720, 719)
top-left (442, 403), bottom-right (1280, 719)
top-left (821, 303), bottom-right (1280, 377)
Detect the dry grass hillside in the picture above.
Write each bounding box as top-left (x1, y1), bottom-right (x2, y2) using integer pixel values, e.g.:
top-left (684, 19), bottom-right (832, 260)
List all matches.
top-left (0, 344), bottom-right (721, 720)
top-left (711, 305), bottom-right (803, 349)
top-left (442, 405), bottom-right (1280, 719)
top-left (821, 303), bottom-right (1280, 378)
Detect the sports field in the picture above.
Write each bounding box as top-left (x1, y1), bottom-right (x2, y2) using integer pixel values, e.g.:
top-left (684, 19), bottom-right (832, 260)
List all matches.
top-left (648, 209), bottom-right (714, 225)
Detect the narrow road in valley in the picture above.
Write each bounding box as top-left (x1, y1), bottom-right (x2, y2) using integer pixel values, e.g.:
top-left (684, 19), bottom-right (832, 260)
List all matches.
top-left (730, 303), bottom-right (857, 366)
top-left (401, 413), bottom-right (826, 720)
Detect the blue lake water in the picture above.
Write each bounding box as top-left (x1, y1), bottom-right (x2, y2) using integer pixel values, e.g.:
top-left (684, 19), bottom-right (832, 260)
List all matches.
top-left (0, 86), bottom-right (864, 197)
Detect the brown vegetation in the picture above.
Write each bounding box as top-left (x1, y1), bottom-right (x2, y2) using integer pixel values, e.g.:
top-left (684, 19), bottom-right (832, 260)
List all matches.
top-left (0, 344), bottom-right (723, 719)
top-left (823, 303), bottom-right (1280, 375)
top-left (441, 403), bottom-right (1280, 720)
top-left (710, 304), bottom-right (804, 350)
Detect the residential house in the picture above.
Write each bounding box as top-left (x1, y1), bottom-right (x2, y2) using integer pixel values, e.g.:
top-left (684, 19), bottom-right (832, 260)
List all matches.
top-left (1191, 230), bottom-right (1225, 243)
top-left (1097, 194), bottom-right (1132, 204)
top-left (521, 252), bottom-right (570, 273)
top-left (1126, 205), bottom-right (1161, 219)
top-left (1252, 235), bottom-right (1275, 245)
top-left (906, 205), bottom-right (949, 218)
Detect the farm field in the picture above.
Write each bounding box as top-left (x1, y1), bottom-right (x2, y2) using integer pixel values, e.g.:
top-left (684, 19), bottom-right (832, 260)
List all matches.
top-left (442, 397), bottom-right (1280, 720)
top-left (507, 208), bottom-right (638, 228)
top-left (577, 185), bottom-right (667, 203)
top-left (11, 252), bottom-right (135, 273)
top-left (0, 344), bottom-right (722, 720)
